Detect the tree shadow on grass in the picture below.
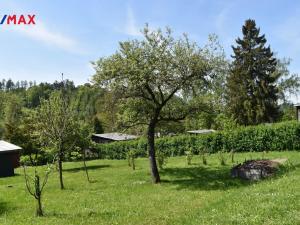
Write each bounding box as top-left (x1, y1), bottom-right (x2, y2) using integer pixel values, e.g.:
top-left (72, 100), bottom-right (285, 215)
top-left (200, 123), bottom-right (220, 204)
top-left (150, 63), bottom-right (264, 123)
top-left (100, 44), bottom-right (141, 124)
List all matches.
top-left (161, 162), bottom-right (300, 191)
top-left (46, 209), bottom-right (117, 220)
top-left (0, 201), bottom-right (10, 216)
top-left (0, 173), bottom-right (21, 179)
top-left (161, 166), bottom-right (258, 191)
top-left (63, 165), bottom-right (110, 173)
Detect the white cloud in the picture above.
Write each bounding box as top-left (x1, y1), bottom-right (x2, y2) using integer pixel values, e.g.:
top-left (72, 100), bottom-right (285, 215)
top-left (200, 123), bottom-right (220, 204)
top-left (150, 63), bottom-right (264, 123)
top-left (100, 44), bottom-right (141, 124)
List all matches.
top-left (124, 6), bottom-right (142, 36)
top-left (3, 20), bottom-right (84, 54)
top-left (215, 7), bottom-right (228, 34)
top-left (0, 1), bottom-right (84, 54)
top-left (215, 3), bottom-right (235, 48)
top-left (275, 15), bottom-right (300, 58)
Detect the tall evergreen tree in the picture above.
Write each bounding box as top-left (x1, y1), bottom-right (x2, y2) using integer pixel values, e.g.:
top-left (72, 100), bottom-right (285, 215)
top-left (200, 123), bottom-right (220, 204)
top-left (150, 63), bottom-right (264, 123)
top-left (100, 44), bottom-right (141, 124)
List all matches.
top-left (227, 19), bottom-right (279, 125)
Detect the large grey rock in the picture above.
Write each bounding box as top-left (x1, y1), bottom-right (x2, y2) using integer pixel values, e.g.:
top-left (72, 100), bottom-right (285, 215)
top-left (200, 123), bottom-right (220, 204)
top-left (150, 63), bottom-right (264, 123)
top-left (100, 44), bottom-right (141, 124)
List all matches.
top-left (231, 159), bottom-right (286, 181)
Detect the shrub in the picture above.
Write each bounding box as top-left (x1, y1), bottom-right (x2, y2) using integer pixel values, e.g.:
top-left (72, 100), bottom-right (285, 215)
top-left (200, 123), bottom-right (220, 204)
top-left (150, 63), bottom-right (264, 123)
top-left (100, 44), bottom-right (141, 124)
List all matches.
top-left (126, 149), bottom-right (136, 170)
top-left (156, 150), bottom-right (168, 170)
top-left (20, 153), bottom-right (53, 166)
top-left (218, 150), bottom-right (227, 166)
top-left (68, 151), bottom-right (82, 161)
top-left (230, 150), bottom-right (235, 163)
top-left (185, 149), bottom-right (193, 165)
top-left (95, 121), bottom-right (300, 159)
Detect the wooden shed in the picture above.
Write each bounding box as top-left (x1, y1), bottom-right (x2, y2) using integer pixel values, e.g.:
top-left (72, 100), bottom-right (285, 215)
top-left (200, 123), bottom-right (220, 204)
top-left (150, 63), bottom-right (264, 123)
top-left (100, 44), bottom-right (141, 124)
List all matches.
top-left (0, 140), bottom-right (21, 177)
top-left (92, 133), bottom-right (139, 144)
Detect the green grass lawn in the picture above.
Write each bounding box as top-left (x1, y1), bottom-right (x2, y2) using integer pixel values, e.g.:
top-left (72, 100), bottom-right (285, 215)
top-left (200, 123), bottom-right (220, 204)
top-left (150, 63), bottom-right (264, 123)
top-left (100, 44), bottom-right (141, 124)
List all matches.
top-left (0, 151), bottom-right (299, 225)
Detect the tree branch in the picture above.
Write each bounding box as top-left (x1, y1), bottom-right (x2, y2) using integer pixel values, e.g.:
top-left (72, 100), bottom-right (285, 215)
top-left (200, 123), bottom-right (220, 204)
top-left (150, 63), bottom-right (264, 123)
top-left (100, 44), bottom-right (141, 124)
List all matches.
top-left (161, 87), bottom-right (179, 106)
top-left (144, 83), bottom-right (160, 105)
top-left (158, 115), bottom-right (187, 122)
top-left (158, 85), bottom-right (165, 103)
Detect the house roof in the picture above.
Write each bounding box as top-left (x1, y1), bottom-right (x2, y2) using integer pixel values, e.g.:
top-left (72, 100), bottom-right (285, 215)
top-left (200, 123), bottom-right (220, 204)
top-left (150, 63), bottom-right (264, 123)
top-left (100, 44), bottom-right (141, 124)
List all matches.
top-left (0, 140), bottom-right (22, 153)
top-left (92, 133), bottom-right (139, 141)
top-left (187, 129), bottom-right (216, 135)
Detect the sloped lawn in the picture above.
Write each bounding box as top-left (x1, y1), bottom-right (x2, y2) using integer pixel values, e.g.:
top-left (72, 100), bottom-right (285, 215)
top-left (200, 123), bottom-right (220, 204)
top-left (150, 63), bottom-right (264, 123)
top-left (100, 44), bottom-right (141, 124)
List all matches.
top-left (0, 151), bottom-right (299, 225)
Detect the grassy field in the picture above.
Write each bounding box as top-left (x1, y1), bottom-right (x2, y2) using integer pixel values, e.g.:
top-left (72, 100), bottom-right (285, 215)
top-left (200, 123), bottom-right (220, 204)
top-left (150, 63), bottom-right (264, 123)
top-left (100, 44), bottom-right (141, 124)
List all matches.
top-left (0, 151), bottom-right (299, 225)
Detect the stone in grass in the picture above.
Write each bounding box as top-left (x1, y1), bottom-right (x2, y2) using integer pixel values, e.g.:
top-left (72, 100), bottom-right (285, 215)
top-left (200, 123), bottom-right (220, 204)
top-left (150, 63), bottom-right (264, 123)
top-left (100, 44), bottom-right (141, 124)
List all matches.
top-left (231, 158), bottom-right (287, 181)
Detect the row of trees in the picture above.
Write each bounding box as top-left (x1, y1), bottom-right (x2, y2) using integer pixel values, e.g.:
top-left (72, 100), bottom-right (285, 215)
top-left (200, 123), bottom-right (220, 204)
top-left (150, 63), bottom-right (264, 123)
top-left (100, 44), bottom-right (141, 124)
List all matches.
top-left (0, 79), bottom-right (37, 91)
top-left (0, 19), bottom-right (299, 184)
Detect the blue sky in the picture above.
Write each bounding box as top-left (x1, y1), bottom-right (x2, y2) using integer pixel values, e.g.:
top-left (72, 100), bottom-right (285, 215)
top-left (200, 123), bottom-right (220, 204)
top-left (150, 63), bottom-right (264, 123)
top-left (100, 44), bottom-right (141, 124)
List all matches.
top-left (0, 0), bottom-right (300, 86)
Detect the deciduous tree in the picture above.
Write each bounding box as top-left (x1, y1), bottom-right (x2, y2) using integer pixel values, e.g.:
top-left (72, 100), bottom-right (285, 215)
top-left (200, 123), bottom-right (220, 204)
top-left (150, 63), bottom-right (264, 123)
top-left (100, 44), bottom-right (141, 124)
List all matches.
top-left (93, 25), bottom-right (216, 183)
top-left (36, 91), bottom-right (77, 189)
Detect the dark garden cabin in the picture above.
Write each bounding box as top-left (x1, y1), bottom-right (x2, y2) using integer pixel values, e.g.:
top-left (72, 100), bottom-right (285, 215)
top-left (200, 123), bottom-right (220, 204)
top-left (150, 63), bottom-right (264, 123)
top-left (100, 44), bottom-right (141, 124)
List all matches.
top-left (0, 140), bottom-right (21, 177)
top-left (92, 132), bottom-right (139, 144)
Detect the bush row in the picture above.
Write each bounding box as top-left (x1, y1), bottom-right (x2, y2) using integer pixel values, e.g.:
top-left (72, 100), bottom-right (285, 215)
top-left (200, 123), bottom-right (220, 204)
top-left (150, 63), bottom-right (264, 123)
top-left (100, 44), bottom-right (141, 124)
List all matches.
top-left (95, 121), bottom-right (300, 159)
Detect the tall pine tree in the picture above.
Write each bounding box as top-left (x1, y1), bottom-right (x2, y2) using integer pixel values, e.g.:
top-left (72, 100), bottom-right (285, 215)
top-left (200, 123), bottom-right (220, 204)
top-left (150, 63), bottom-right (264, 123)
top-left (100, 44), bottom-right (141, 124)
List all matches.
top-left (227, 19), bottom-right (279, 125)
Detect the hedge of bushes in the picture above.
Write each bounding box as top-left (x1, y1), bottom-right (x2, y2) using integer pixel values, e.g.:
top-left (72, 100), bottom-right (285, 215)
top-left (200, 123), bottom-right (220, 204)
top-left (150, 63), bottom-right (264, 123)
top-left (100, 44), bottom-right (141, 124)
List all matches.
top-left (95, 121), bottom-right (300, 159)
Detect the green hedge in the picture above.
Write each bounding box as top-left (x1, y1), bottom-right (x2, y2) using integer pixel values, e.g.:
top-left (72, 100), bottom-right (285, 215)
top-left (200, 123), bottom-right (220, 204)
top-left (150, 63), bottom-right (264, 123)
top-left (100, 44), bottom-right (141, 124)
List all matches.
top-left (95, 121), bottom-right (300, 159)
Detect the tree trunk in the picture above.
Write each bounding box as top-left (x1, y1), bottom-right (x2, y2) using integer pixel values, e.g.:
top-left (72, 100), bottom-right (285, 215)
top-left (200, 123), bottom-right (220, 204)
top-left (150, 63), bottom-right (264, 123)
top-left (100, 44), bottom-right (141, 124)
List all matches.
top-left (82, 149), bottom-right (91, 183)
top-left (58, 150), bottom-right (64, 190)
top-left (34, 175), bottom-right (43, 216)
top-left (132, 157), bottom-right (135, 170)
top-left (36, 196), bottom-right (43, 216)
top-left (147, 121), bottom-right (161, 183)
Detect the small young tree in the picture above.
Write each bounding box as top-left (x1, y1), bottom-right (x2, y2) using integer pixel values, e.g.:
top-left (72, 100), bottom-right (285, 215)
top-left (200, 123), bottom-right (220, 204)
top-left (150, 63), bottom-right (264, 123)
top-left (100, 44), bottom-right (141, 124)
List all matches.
top-left (36, 91), bottom-right (77, 189)
top-left (156, 150), bottom-right (168, 170)
top-left (197, 147), bottom-right (207, 165)
top-left (201, 153), bottom-right (207, 165)
top-left (93, 25), bottom-right (217, 183)
top-left (185, 149), bottom-right (193, 165)
top-left (230, 150), bottom-right (235, 163)
top-left (218, 150), bottom-right (227, 166)
top-left (23, 156), bottom-right (56, 216)
top-left (127, 149), bottom-right (136, 170)
top-left (75, 122), bottom-right (94, 182)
